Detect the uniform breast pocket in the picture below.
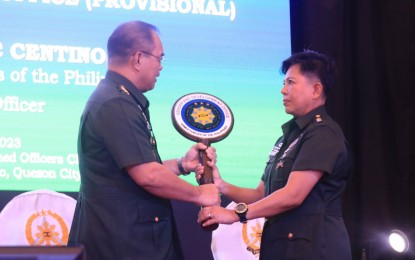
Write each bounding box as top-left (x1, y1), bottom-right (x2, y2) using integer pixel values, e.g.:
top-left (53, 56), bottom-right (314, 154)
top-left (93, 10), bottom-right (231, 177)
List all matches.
top-left (271, 157), bottom-right (294, 190)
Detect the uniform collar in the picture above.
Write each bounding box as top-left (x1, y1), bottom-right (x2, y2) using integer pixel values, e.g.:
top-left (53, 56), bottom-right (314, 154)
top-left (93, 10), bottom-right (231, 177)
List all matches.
top-left (105, 70), bottom-right (149, 111)
top-left (282, 105), bottom-right (327, 135)
top-left (295, 105), bottom-right (327, 130)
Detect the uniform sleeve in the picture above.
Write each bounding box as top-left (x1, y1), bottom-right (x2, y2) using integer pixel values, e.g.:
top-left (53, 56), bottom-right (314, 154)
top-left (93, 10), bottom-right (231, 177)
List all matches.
top-left (292, 125), bottom-right (344, 175)
top-left (94, 97), bottom-right (157, 168)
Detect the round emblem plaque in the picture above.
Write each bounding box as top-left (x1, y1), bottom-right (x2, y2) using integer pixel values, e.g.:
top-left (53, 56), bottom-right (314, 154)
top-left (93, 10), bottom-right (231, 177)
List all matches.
top-left (171, 92), bottom-right (234, 143)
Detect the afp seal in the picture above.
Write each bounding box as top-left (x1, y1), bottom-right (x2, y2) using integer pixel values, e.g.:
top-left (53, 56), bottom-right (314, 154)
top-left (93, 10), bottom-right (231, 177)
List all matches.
top-left (171, 93), bottom-right (234, 143)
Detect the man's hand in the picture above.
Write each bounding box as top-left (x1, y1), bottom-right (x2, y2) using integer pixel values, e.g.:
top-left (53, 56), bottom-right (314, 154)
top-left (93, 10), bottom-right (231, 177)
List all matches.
top-left (195, 184), bottom-right (221, 207)
top-left (182, 142), bottom-right (217, 172)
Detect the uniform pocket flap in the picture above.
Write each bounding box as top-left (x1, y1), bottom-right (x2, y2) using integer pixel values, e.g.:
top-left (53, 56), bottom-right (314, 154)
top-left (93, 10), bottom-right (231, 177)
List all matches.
top-left (137, 204), bottom-right (171, 222)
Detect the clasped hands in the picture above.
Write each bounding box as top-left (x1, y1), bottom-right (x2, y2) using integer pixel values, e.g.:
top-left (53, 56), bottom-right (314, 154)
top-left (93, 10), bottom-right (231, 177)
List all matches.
top-left (185, 143), bottom-right (239, 226)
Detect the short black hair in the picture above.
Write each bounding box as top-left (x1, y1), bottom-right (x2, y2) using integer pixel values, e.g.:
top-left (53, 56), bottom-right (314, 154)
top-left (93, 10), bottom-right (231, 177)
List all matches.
top-left (107, 21), bottom-right (159, 64)
top-left (281, 50), bottom-right (336, 96)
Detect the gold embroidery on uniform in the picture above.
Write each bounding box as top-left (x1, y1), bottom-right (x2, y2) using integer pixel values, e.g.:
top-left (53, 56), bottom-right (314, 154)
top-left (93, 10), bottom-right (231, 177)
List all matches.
top-left (120, 85), bottom-right (130, 95)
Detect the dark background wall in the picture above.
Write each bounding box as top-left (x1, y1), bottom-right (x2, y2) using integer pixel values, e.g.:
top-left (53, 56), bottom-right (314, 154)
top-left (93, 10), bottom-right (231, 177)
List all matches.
top-left (1, 1), bottom-right (415, 259)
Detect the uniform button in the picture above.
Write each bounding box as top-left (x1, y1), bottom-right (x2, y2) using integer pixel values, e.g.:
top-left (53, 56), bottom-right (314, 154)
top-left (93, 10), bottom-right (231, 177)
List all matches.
top-left (288, 233), bottom-right (294, 239)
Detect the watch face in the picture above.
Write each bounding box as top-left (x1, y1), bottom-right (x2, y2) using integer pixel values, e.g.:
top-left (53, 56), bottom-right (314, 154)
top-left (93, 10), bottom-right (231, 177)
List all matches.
top-left (235, 203), bottom-right (247, 213)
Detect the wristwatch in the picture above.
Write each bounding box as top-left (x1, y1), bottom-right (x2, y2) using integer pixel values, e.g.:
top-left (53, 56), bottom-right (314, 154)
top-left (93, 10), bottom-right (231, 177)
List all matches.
top-left (234, 202), bottom-right (248, 223)
top-left (177, 157), bottom-right (190, 176)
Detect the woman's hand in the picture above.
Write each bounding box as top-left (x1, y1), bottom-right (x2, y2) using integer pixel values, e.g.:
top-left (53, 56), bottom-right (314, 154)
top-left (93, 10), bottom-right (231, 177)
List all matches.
top-left (197, 206), bottom-right (239, 226)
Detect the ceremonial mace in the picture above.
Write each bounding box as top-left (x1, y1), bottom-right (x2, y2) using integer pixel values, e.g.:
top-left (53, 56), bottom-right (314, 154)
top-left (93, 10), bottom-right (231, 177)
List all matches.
top-left (171, 93), bottom-right (234, 231)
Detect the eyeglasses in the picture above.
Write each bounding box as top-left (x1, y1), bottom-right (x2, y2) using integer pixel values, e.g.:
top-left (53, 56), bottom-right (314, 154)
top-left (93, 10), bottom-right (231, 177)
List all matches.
top-left (139, 51), bottom-right (165, 64)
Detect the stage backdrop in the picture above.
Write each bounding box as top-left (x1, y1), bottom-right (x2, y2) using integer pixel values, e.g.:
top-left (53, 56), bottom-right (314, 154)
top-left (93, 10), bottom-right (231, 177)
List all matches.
top-left (0, 1), bottom-right (291, 193)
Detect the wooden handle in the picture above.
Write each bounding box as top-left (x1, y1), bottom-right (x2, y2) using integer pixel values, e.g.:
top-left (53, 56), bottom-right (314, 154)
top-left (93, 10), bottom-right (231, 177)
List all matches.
top-left (198, 139), bottom-right (219, 231)
top-left (198, 140), bottom-right (213, 185)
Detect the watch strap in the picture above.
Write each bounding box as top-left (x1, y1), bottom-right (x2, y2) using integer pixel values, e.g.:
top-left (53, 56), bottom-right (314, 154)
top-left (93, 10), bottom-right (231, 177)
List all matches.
top-left (177, 157), bottom-right (190, 176)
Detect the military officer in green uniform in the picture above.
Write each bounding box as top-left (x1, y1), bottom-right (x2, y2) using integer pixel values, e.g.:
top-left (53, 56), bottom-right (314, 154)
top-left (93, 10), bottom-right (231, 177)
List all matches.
top-left (198, 50), bottom-right (353, 260)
